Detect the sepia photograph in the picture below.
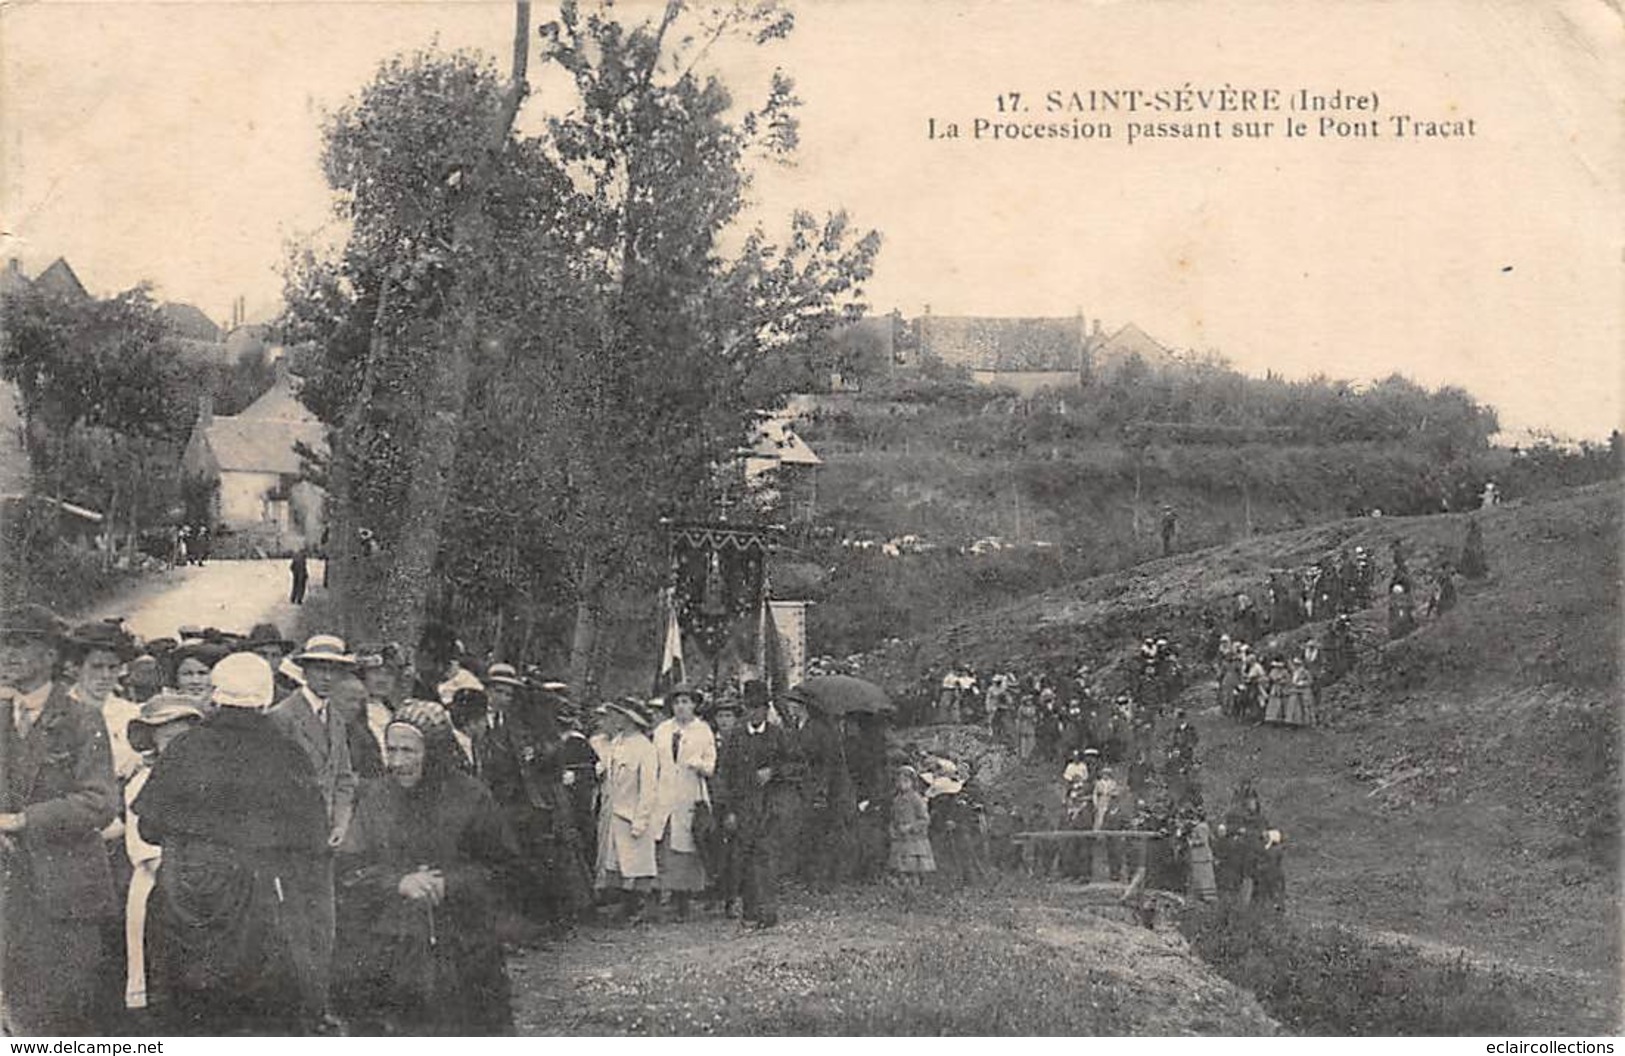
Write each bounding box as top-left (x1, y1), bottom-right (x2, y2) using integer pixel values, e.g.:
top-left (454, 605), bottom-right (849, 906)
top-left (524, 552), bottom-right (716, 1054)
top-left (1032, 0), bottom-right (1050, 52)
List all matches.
top-left (0, 0), bottom-right (1619, 1040)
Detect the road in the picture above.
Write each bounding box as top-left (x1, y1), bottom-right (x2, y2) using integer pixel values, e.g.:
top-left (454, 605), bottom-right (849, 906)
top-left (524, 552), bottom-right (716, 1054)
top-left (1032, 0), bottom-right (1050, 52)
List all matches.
top-left (87, 558), bottom-right (324, 643)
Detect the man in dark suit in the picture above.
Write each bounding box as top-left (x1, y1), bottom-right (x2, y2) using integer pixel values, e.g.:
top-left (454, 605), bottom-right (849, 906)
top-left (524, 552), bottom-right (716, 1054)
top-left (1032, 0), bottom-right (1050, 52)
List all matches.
top-left (0, 604), bottom-right (119, 1034)
top-left (268, 634), bottom-right (358, 1031)
top-left (713, 682), bottom-right (794, 929)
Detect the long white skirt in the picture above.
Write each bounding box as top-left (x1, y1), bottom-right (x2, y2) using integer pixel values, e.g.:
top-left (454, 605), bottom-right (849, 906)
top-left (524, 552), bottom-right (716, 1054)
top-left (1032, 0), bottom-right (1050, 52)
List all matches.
top-left (124, 858), bottom-right (158, 1009)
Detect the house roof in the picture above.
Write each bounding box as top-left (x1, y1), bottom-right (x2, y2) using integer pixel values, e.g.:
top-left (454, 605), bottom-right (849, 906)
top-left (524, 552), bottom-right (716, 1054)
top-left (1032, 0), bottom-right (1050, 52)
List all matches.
top-left (33, 258), bottom-right (89, 301)
top-left (752, 417), bottom-right (822, 467)
top-left (159, 302), bottom-right (222, 341)
top-left (237, 372), bottom-right (315, 423)
top-left (1094, 322), bottom-right (1174, 365)
top-left (920, 316), bottom-right (1084, 371)
top-left (204, 417), bottom-right (326, 475)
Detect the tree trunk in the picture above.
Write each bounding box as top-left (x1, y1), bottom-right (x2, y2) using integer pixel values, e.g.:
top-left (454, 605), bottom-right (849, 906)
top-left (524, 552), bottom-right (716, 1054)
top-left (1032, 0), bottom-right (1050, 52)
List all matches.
top-left (568, 591), bottom-right (602, 700)
top-left (343, 0), bottom-right (531, 652)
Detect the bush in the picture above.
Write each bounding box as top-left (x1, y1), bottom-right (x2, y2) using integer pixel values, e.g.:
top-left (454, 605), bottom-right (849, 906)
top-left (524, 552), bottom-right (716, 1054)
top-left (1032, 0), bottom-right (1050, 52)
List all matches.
top-left (1179, 902), bottom-right (1587, 1035)
top-left (0, 538), bottom-right (138, 615)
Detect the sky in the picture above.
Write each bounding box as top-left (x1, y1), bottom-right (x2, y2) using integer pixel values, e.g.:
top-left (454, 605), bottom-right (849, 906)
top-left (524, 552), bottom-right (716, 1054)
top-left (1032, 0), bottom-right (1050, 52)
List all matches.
top-left (2, 0), bottom-right (1620, 439)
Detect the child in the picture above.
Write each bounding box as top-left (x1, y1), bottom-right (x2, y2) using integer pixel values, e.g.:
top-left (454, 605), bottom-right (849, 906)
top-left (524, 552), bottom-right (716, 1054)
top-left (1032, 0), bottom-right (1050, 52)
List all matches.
top-left (888, 766), bottom-right (935, 884)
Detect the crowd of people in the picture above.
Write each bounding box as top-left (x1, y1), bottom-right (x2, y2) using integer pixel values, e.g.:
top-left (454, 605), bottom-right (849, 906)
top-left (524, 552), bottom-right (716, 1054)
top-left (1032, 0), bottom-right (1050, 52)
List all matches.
top-left (900, 519), bottom-right (1491, 911)
top-left (0, 605), bottom-right (906, 1036)
top-left (0, 520), bottom-right (1492, 1035)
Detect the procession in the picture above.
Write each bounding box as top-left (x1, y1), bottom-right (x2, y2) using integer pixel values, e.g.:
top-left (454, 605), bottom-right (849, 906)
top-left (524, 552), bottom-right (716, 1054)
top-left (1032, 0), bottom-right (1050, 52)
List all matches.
top-left (1, 0), bottom-right (1618, 1041)
top-left (3, 562), bottom-right (1331, 1038)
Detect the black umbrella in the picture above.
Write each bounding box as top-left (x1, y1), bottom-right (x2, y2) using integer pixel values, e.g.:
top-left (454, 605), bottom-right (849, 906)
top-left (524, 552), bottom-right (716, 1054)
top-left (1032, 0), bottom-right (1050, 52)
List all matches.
top-left (789, 675), bottom-right (894, 717)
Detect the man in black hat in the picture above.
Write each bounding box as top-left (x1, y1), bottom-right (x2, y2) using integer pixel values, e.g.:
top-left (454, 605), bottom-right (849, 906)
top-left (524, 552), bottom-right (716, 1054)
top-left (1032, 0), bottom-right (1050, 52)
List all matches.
top-left (0, 604), bottom-right (120, 1033)
top-left (713, 680), bottom-right (793, 928)
top-left (240, 623), bottom-right (299, 699)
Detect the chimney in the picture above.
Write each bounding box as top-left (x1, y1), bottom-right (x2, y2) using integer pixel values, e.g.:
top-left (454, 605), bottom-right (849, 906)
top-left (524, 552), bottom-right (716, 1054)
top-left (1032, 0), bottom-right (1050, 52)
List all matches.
top-left (197, 393), bottom-right (214, 428)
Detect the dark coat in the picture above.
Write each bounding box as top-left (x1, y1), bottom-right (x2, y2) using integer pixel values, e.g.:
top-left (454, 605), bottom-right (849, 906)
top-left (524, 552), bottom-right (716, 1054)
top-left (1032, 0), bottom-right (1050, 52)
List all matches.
top-left (342, 710), bottom-right (385, 779)
top-left (714, 723), bottom-right (794, 835)
top-left (0, 682), bottom-right (118, 1033)
top-left (133, 707), bottom-right (329, 1033)
top-left (335, 771), bottom-right (518, 1035)
top-left (0, 682), bottom-right (120, 921)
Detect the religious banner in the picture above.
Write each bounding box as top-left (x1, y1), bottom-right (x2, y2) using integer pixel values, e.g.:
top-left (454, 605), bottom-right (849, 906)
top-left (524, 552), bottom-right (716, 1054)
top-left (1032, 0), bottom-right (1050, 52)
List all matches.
top-left (769, 600), bottom-right (808, 689)
top-left (668, 523), bottom-right (770, 674)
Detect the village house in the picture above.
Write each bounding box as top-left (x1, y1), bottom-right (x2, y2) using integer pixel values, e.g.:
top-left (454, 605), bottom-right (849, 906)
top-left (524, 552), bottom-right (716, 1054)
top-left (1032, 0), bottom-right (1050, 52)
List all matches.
top-left (180, 358), bottom-right (326, 552)
top-left (743, 411), bottom-right (823, 523)
top-left (915, 310), bottom-right (1180, 394)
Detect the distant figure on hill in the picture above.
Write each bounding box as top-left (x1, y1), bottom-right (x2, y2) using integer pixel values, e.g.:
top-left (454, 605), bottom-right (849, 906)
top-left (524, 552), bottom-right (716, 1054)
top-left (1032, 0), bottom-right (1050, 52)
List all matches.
top-left (1459, 518), bottom-right (1488, 580)
top-left (290, 551), bottom-right (309, 605)
top-left (1159, 504), bottom-right (1178, 556)
top-left (1387, 583), bottom-right (1417, 639)
top-left (1427, 564), bottom-right (1458, 618)
top-left (1480, 480), bottom-right (1500, 509)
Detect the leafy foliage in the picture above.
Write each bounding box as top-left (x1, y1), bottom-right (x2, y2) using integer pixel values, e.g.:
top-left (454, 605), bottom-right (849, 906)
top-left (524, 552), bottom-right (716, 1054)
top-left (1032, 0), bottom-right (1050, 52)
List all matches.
top-left (286, 2), bottom-right (880, 681)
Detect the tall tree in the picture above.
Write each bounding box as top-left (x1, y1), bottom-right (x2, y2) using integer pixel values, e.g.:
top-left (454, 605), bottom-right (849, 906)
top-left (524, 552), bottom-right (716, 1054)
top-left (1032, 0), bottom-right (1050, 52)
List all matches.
top-left (526, 0), bottom-right (880, 692)
top-left (292, 2), bottom-right (538, 647)
top-left (0, 284), bottom-right (191, 555)
top-left (289, 0), bottom-right (880, 691)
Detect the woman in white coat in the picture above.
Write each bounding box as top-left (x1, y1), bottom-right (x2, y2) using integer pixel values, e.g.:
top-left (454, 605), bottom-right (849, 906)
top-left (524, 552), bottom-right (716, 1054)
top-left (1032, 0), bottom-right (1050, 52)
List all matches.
top-left (650, 686), bottom-right (716, 920)
top-left (592, 699), bottom-right (660, 922)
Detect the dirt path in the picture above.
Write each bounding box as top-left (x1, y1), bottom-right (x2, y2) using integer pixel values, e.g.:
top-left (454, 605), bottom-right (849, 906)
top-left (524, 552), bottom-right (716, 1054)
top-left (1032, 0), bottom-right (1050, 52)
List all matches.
top-left (509, 884), bottom-right (1280, 1036)
top-left (86, 558), bottom-right (324, 642)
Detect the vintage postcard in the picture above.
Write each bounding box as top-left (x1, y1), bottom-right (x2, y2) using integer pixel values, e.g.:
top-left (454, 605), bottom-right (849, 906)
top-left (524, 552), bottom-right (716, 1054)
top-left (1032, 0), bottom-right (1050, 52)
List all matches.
top-left (0, 0), bottom-right (1618, 1041)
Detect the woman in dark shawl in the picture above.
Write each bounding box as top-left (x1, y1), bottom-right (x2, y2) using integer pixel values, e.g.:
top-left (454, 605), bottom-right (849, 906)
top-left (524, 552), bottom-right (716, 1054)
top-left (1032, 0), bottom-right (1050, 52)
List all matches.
top-left (132, 653), bottom-right (329, 1035)
top-left (333, 700), bottom-right (519, 1035)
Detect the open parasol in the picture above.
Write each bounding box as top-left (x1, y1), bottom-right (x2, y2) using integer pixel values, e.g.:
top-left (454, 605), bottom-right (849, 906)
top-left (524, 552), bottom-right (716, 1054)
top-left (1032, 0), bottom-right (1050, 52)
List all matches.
top-left (788, 674), bottom-right (894, 717)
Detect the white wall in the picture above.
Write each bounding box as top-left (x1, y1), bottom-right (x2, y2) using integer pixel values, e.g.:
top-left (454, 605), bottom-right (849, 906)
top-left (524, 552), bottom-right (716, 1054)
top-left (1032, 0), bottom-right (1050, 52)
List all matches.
top-left (217, 470), bottom-right (280, 526)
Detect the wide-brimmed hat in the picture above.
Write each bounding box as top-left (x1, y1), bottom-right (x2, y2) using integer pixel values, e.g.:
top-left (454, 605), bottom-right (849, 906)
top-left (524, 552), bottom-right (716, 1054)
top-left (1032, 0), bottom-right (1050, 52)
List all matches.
top-left (599, 697), bottom-right (652, 730)
top-left (485, 663), bottom-right (525, 688)
top-left (171, 640), bottom-right (229, 670)
top-left (66, 620), bottom-right (137, 662)
top-left (0, 604), bottom-right (64, 643)
top-left (239, 623), bottom-right (294, 654)
top-left (293, 634), bottom-right (357, 667)
top-left (666, 681), bottom-right (703, 704)
top-left (926, 774), bottom-right (965, 798)
top-left (127, 693), bottom-right (206, 753)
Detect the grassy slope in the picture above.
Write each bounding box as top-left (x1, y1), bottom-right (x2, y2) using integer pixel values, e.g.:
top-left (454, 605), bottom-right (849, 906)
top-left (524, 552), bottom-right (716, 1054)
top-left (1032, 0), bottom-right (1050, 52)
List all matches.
top-left (870, 483), bottom-right (1619, 1013)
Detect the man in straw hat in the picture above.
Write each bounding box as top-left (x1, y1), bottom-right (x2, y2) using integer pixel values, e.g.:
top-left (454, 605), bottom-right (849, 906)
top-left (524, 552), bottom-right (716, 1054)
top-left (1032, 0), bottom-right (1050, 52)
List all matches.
top-left (0, 603), bottom-right (120, 1034)
top-left (591, 698), bottom-right (659, 923)
top-left (133, 653), bottom-right (327, 1034)
top-left (267, 634), bottom-right (360, 1030)
top-left (480, 666), bottom-right (592, 929)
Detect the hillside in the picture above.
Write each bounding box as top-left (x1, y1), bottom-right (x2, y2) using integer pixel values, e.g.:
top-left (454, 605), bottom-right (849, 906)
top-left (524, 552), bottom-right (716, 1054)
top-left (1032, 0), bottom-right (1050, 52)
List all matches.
top-left (858, 482), bottom-right (1619, 1025)
top-left (785, 380), bottom-right (1617, 658)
